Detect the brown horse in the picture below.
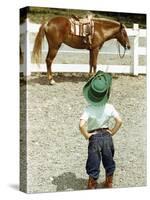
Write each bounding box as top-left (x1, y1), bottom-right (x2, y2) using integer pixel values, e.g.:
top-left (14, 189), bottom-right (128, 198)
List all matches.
top-left (32, 16), bottom-right (130, 84)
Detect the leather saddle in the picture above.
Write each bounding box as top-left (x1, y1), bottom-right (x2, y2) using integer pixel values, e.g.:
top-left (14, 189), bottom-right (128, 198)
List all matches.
top-left (70, 14), bottom-right (94, 37)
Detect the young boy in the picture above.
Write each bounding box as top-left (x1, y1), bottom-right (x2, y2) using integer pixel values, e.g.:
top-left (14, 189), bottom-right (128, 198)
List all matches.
top-left (79, 71), bottom-right (122, 189)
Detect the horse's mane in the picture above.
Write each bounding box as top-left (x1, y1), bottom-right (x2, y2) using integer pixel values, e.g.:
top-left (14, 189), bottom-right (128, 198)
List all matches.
top-left (93, 17), bottom-right (120, 26)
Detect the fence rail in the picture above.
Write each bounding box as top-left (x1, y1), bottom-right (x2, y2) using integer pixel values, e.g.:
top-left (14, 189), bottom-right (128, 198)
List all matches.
top-left (20, 18), bottom-right (146, 76)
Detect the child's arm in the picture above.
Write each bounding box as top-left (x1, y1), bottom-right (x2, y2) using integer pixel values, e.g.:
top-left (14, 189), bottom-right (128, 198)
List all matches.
top-left (108, 116), bottom-right (122, 136)
top-left (79, 119), bottom-right (95, 140)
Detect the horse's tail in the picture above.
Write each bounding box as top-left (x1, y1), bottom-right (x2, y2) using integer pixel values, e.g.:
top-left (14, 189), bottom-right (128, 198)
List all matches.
top-left (32, 22), bottom-right (46, 64)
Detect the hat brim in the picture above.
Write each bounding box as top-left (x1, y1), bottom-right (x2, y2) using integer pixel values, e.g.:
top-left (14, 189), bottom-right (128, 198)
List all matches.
top-left (84, 87), bottom-right (109, 106)
top-left (83, 71), bottom-right (112, 106)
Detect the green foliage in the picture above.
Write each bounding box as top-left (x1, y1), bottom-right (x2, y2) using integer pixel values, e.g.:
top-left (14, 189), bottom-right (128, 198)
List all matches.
top-left (20, 6), bottom-right (146, 28)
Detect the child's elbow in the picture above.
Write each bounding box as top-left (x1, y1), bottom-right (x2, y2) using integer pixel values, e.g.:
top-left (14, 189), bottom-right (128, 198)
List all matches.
top-left (79, 123), bottom-right (83, 130)
top-left (118, 118), bottom-right (122, 126)
top-left (115, 116), bottom-right (122, 126)
top-left (79, 120), bottom-right (85, 130)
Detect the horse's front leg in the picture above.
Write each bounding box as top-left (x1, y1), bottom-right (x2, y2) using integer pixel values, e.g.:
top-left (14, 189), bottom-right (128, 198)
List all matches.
top-left (89, 47), bottom-right (99, 77)
top-left (89, 49), bottom-right (93, 77)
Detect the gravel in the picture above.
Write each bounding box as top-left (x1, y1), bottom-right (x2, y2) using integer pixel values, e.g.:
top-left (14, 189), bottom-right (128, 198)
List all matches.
top-left (20, 73), bottom-right (146, 193)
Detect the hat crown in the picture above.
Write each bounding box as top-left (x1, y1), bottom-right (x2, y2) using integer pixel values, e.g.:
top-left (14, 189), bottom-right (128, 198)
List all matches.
top-left (91, 75), bottom-right (107, 93)
top-left (83, 71), bottom-right (112, 106)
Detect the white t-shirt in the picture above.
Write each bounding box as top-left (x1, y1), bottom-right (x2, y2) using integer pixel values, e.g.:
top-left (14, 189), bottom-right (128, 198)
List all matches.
top-left (80, 103), bottom-right (119, 131)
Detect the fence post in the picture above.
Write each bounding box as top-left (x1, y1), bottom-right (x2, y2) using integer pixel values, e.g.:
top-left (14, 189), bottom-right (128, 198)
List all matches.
top-left (24, 18), bottom-right (31, 76)
top-left (132, 24), bottom-right (139, 76)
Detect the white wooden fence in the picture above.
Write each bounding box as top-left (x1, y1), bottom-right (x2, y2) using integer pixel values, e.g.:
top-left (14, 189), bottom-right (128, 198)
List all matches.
top-left (20, 18), bottom-right (146, 76)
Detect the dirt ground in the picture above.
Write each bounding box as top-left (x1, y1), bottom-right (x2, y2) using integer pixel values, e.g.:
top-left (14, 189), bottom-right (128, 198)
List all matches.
top-left (20, 73), bottom-right (146, 193)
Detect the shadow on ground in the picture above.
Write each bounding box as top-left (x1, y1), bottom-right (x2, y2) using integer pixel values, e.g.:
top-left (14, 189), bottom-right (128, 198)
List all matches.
top-left (20, 72), bottom-right (121, 86)
top-left (52, 172), bottom-right (87, 191)
top-left (20, 73), bottom-right (89, 86)
top-left (52, 172), bottom-right (103, 192)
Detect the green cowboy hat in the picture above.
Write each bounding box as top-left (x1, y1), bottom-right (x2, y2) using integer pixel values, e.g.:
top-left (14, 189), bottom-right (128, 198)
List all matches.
top-left (83, 71), bottom-right (112, 106)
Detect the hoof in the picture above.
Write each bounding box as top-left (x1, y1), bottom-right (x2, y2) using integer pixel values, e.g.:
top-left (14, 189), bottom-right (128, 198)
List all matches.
top-left (89, 73), bottom-right (94, 78)
top-left (49, 79), bottom-right (56, 85)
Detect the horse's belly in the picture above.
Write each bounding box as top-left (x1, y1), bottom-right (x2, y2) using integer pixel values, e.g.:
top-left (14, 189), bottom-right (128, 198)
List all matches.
top-left (64, 35), bottom-right (86, 49)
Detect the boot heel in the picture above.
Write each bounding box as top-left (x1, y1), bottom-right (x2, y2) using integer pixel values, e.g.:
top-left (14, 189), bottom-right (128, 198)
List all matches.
top-left (102, 175), bottom-right (113, 188)
top-left (87, 176), bottom-right (97, 189)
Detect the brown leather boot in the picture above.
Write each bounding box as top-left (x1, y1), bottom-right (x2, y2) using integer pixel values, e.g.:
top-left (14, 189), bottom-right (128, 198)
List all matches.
top-left (102, 175), bottom-right (113, 188)
top-left (87, 176), bottom-right (97, 189)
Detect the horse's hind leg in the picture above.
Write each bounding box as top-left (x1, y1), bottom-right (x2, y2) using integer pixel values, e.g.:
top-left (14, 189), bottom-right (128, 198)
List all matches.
top-left (46, 47), bottom-right (58, 84)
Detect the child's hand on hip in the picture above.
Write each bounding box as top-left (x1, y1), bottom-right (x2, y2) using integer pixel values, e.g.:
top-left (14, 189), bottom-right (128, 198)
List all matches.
top-left (87, 132), bottom-right (97, 139)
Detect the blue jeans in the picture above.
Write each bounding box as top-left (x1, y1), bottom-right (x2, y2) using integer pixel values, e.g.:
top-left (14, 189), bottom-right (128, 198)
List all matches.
top-left (86, 130), bottom-right (115, 180)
